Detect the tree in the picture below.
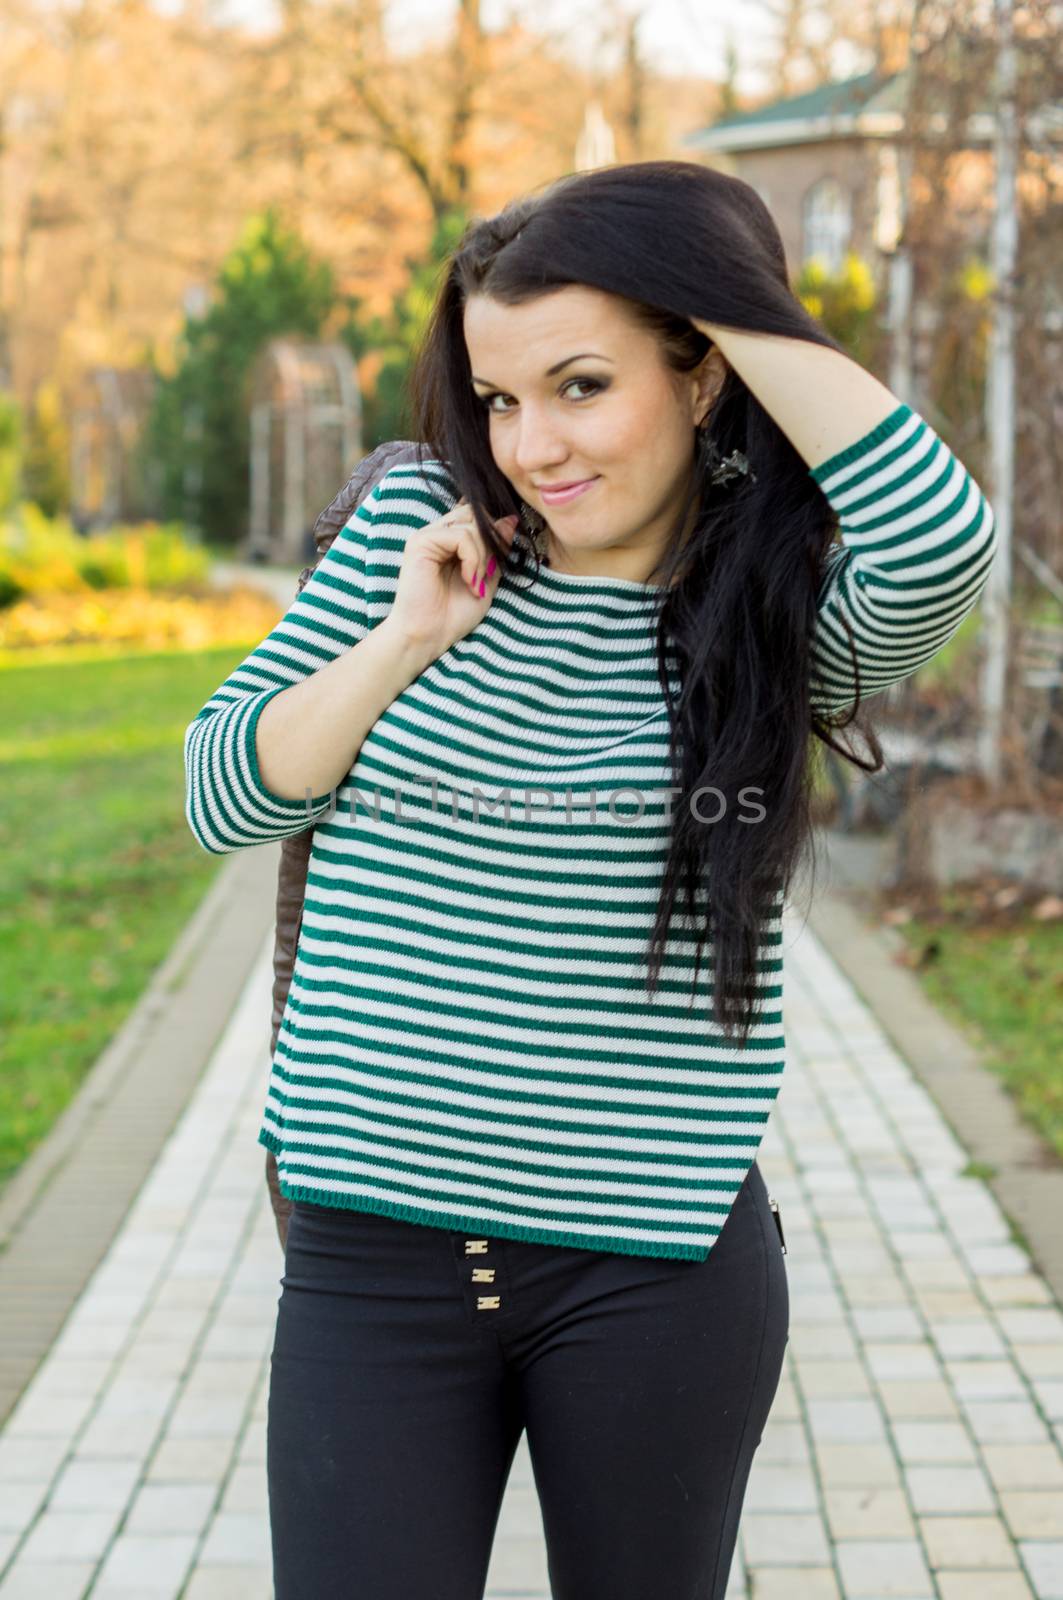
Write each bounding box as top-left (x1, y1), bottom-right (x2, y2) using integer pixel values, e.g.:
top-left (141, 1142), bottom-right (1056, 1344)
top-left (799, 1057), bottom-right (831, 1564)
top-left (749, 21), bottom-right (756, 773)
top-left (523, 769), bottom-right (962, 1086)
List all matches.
top-left (22, 382), bottom-right (71, 517)
top-left (0, 394), bottom-right (20, 514)
top-left (143, 209), bottom-right (335, 544)
top-left (342, 207), bottom-right (469, 450)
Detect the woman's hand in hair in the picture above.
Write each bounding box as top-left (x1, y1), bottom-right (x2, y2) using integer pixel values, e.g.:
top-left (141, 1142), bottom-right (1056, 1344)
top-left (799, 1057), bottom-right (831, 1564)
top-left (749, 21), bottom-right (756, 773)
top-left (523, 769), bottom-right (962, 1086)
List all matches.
top-left (383, 499), bottom-right (519, 667)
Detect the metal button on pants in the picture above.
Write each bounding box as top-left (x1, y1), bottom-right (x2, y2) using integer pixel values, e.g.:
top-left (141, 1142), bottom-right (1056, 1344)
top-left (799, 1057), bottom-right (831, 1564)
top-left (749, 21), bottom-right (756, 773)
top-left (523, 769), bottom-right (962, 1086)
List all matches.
top-left (456, 1235), bottom-right (512, 1318)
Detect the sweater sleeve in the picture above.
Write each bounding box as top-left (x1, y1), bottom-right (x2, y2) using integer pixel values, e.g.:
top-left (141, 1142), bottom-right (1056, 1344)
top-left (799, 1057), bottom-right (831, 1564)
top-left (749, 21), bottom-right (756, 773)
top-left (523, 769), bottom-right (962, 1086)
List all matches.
top-left (808, 401), bottom-right (998, 717)
top-left (183, 490), bottom-right (377, 855)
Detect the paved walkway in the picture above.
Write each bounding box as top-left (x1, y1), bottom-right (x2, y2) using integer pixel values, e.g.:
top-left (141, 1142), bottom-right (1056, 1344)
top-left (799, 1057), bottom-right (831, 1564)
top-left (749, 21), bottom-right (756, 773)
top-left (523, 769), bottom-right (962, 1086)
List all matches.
top-left (1, 907), bottom-right (1061, 1599)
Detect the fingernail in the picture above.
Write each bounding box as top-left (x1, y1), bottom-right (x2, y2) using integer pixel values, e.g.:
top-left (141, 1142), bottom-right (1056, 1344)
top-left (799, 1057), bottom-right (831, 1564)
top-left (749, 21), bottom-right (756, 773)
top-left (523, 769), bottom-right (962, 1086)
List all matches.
top-left (479, 577), bottom-right (486, 596)
top-left (487, 557), bottom-right (496, 576)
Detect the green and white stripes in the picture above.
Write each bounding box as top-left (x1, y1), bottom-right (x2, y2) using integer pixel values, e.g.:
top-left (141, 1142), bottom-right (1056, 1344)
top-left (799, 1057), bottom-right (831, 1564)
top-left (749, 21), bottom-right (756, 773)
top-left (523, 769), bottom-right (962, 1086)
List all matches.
top-left (809, 403), bottom-right (997, 715)
top-left (183, 401), bottom-right (995, 1260)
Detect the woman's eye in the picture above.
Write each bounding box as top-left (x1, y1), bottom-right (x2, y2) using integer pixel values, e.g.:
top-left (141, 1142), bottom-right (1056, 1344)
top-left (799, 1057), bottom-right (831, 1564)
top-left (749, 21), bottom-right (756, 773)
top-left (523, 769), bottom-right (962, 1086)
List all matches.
top-left (563, 378), bottom-right (602, 401)
top-left (478, 377), bottom-right (604, 414)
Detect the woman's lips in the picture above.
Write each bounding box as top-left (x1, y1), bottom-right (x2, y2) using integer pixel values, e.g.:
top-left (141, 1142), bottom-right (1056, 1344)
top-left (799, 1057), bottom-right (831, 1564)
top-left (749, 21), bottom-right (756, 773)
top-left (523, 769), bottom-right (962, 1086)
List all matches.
top-left (537, 477), bottom-right (600, 506)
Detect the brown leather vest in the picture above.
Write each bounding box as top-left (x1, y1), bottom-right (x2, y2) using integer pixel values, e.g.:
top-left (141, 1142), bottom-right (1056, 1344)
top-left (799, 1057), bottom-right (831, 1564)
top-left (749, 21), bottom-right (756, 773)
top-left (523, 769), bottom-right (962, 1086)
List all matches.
top-left (265, 438), bottom-right (425, 1250)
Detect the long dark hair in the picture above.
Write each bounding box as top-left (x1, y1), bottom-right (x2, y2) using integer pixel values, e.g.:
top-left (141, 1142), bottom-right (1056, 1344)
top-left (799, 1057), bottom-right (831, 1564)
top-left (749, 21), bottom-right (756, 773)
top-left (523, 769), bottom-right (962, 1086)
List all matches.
top-left (407, 159), bottom-right (884, 1046)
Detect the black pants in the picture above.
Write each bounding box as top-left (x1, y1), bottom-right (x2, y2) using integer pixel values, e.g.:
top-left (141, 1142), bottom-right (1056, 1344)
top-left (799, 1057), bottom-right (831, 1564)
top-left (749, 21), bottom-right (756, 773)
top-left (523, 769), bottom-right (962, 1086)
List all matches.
top-left (266, 1161), bottom-right (790, 1600)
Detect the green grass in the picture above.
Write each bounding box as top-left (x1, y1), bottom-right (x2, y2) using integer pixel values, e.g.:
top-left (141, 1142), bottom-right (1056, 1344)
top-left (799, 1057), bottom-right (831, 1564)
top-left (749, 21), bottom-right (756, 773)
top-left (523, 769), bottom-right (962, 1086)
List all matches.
top-left (0, 645), bottom-right (252, 1189)
top-left (890, 896), bottom-right (1063, 1164)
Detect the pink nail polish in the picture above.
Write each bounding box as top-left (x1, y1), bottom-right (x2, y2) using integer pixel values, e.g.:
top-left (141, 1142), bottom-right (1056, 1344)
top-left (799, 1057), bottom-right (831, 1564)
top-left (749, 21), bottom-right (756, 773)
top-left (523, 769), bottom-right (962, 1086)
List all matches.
top-left (479, 577), bottom-right (486, 596)
top-left (487, 557), bottom-right (496, 576)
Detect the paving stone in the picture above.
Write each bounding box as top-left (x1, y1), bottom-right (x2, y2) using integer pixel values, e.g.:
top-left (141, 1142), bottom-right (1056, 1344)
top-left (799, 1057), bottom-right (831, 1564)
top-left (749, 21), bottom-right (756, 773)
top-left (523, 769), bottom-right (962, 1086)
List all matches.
top-left (49, 1459), bottom-right (142, 1512)
top-left (743, 1571), bottom-right (840, 1599)
top-left (89, 1376), bottom-right (177, 1421)
top-left (0, 1483), bottom-right (50, 1535)
top-left (962, 1399), bottom-right (1052, 1445)
top-left (1013, 1344), bottom-right (1063, 1378)
top-left (912, 1289), bottom-right (983, 1318)
top-left (218, 1463), bottom-right (269, 1515)
top-left (181, 1565), bottom-right (273, 1599)
top-left (798, 1360), bottom-right (873, 1399)
top-left (823, 1486), bottom-right (916, 1539)
top-left (145, 1438), bottom-right (233, 1483)
top-left (997, 1311), bottom-right (1063, 1344)
top-left (841, 1273), bottom-right (911, 1307)
top-left (483, 1533), bottom-right (551, 1590)
top-left (957, 1241), bottom-right (1031, 1273)
top-left (936, 1573), bottom-right (1035, 1599)
top-left (890, 1420), bottom-right (978, 1465)
top-left (180, 1360), bottom-right (262, 1399)
top-left (904, 1464), bottom-right (997, 1514)
top-left (790, 1324), bottom-right (858, 1359)
top-left (235, 1421), bottom-right (267, 1464)
top-left (814, 1443), bottom-right (901, 1488)
top-left (834, 1537), bottom-right (934, 1595)
top-left (754, 1422), bottom-right (811, 1466)
top-left (74, 1413), bottom-right (160, 1460)
top-left (1032, 1381), bottom-right (1063, 1422)
top-left (124, 1482), bottom-right (217, 1535)
top-left (1018, 1540), bottom-right (1063, 1599)
top-left (998, 1490), bottom-right (1063, 1539)
top-left (743, 1464), bottom-right (819, 1513)
top-left (18, 1509), bottom-right (122, 1563)
top-left (905, 1260), bottom-right (970, 1291)
top-left (918, 1514), bottom-right (1019, 1569)
top-left (0, 1564), bottom-right (96, 1599)
top-left (0, 1439), bottom-right (69, 1484)
top-left (946, 1360), bottom-right (1028, 1401)
top-left (197, 1511), bottom-right (271, 1564)
top-left (805, 1399), bottom-right (888, 1443)
top-left (3, 1395), bottom-right (96, 1440)
top-left (930, 1319), bottom-right (1008, 1359)
top-left (25, 1361), bottom-right (113, 1401)
top-left (863, 1342), bottom-right (940, 1381)
top-left (165, 1393), bottom-right (248, 1440)
top-left (980, 1275), bottom-right (1054, 1308)
top-left (736, 1512), bottom-right (833, 1565)
top-left (151, 1279), bottom-right (224, 1312)
top-left (981, 1444), bottom-right (1063, 1491)
top-left (877, 1379), bottom-right (960, 1419)
top-left (90, 1533), bottom-right (196, 1598)
top-left (494, 1486), bottom-right (546, 1541)
top-left (48, 1325), bottom-right (128, 1362)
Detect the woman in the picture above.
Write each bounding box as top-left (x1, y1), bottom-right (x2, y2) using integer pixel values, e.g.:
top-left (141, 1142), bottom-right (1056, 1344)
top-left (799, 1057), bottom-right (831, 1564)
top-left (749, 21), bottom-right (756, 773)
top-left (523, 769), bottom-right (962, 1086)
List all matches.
top-left (183, 161), bottom-right (997, 1599)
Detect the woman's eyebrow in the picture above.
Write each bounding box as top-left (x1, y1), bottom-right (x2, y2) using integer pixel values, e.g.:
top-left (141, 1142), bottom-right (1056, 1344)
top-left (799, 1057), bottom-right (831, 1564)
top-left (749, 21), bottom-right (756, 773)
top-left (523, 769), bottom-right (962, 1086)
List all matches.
top-left (470, 352), bottom-right (616, 387)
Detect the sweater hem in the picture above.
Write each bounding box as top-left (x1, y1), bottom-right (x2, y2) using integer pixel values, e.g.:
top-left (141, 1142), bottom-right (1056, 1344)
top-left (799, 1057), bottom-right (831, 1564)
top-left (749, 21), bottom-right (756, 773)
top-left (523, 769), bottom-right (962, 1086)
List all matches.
top-left (243, 686), bottom-right (336, 814)
top-left (258, 1126), bottom-right (711, 1262)
top-left (809, 401), bottom-right (912, 484)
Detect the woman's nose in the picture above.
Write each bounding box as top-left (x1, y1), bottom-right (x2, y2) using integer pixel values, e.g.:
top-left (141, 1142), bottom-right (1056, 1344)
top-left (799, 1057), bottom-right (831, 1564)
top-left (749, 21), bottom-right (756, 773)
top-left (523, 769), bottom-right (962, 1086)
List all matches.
top-left (513, 412), bottom-right (569, 474)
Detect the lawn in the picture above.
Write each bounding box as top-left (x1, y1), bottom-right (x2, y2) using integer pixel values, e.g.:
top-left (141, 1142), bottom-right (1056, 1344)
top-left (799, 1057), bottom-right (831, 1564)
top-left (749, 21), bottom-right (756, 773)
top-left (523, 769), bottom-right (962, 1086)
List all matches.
top-left (883, 882), bottom-right (1063, 1164)
top-left (0, 645), bottom-right (252, 1190)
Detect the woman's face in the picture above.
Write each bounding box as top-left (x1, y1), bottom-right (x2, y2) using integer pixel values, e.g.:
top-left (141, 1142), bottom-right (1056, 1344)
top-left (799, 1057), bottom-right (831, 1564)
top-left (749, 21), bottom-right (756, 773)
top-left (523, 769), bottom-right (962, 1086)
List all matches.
top-left (463, 285), bottom-right (725, 583)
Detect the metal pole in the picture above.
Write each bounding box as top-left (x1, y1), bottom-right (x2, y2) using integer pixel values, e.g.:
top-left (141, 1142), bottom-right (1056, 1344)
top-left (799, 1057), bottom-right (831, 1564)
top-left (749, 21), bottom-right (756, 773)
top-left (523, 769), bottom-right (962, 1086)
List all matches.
top-left (978, 0), bottom-right (1018, 789)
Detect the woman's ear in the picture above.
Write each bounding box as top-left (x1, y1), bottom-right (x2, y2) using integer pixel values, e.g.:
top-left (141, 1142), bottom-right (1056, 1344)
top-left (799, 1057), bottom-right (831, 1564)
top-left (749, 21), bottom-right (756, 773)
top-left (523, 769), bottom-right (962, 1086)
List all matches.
top-left (692, 345), bottom-right (729, 429)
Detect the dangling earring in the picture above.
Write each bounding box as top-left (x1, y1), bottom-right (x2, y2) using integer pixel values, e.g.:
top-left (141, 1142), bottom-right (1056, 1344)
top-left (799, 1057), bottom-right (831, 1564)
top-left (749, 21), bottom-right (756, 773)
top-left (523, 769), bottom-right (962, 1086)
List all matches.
top-left (696, 422), bottom-right (756, 487)
top-left (519, 500), bottom-right (550, 564)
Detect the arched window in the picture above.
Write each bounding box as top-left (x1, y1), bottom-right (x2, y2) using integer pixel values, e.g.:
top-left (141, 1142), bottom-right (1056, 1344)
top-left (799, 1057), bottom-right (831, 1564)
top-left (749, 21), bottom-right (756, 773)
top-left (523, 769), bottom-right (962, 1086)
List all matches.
top-left (803, 179), bottom-right (852, 272)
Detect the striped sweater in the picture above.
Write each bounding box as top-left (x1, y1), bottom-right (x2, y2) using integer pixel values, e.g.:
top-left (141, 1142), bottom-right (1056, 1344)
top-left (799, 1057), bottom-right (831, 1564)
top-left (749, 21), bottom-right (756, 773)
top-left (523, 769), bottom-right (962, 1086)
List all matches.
top-left (184, 401), bottom-right (996, 1260)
